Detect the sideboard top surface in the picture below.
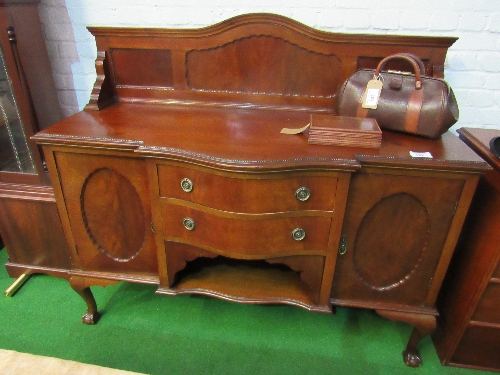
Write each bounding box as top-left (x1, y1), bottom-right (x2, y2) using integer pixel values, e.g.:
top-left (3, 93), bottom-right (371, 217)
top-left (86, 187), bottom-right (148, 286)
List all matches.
top-left (34, 103), bottom-right (487, 173)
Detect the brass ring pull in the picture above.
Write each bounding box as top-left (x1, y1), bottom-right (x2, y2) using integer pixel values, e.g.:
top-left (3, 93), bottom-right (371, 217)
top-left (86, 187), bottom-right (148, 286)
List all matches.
top-left (295, 187), bottom-right (311, 201)
top-left (183, 217), bottom-right (195, 231)
top-left (181, 178), bottom-right (193, 193)
top-left (291, 228), bottom-right (306, 241)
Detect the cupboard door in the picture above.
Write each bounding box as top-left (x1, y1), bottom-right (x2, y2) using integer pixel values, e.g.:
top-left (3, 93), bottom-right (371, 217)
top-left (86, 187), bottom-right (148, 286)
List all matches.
top-left (331, 172), bottom-right (464, 307)
top-left (54, 152), bottom-right (157, 274)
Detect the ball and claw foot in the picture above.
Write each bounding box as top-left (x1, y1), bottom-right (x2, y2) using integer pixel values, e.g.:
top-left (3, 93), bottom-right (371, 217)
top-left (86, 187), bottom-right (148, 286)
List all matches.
top-left (82, 311), bottom-right (100, 325)
top-left (403, 349), bottom-right (422, 367)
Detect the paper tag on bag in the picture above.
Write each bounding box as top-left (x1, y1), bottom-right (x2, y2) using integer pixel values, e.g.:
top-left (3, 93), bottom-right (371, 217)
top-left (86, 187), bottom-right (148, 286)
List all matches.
top-left (361, 79), bottom-right (383, 109)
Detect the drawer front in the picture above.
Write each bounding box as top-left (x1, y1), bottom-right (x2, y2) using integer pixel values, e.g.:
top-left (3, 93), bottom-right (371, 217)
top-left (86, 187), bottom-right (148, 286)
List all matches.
top-left (451, 325), bottom-right (500, 371)
top-left (157, 165), bottom-right (337, 213)
top-left (471, 282), bottom-right (500, 324)
top-left (161, 203), bottom-right (332, 257)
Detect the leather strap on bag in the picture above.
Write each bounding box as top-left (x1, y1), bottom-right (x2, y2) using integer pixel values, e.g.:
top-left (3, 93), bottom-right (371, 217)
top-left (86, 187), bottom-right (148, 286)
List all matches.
top-left (404, 87), bottom-right (424, 134)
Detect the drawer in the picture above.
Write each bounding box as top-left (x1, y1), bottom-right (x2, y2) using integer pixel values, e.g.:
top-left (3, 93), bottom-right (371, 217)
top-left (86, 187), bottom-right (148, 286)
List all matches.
top-left (471, 282), bottom-right (500, 324)
top-left (451, 325), bottom-right (500, 371)
top-left (157, 165), bottom-right (337, 213)
top-left (161, 203), bottom-right (332, 257)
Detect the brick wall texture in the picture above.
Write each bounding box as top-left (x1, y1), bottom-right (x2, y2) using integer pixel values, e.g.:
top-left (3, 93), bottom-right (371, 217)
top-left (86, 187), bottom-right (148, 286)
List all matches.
top-left (38, 0), bottom-right (500, 131)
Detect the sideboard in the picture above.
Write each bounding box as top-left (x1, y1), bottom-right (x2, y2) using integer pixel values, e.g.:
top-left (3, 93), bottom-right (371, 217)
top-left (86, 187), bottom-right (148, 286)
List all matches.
top-left (5, 14), bottom-right (491, 367)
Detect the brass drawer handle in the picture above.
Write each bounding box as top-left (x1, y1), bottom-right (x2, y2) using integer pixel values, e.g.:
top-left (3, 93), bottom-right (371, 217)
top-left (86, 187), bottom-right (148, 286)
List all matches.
top-left (338, 234), bottom-right (347, 255)
top-left (295, 187), bottom-right (311, 201)
top-left (183, 217), bottom-right (195, 231)
top-left (291, 228), bottom-right (306, 241)
top-left (181, 178), bottom-right (193, 193)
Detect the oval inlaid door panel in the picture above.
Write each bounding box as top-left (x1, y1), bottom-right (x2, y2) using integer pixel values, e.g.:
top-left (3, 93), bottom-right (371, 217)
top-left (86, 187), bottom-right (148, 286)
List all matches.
top-left (81, 168), bottom-right (146, 261)
top-left (353, 193), bottom-right (429, 290)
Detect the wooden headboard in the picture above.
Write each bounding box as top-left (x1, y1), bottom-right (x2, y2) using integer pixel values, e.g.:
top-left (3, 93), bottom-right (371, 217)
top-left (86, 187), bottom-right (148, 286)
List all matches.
top-left (86, 13), bottom-right (457, 113)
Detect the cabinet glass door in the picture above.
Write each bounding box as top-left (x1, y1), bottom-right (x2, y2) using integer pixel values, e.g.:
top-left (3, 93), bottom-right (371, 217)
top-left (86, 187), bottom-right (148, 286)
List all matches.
top-left (0, 46), bottom-right (35, 174)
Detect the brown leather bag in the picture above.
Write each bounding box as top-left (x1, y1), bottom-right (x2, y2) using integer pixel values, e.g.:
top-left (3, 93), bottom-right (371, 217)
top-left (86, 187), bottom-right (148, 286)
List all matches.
top-left (336, 54), bottom-right (459, 138)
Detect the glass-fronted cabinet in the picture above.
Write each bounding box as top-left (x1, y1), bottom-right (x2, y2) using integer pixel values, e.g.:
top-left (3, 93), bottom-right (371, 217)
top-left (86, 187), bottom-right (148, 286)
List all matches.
top-left (0, 45), bottom-right (36, 175)
top-left (0, 0), bottom-right (71, 275)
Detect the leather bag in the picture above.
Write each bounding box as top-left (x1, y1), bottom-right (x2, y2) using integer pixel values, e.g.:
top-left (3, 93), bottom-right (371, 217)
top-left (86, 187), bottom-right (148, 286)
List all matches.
top-left (336, 54), bottom-right (459, 138)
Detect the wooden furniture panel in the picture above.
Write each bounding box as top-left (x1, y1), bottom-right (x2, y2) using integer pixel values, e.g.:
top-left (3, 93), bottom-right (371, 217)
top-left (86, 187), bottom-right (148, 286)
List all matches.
top-left (433, 127), bottom-right (500, 372)
top-left (185, 35), bottom-right (341, 98)
top-left (0, 0), bottom-right (67, 282)
top-left (27, 14), bottom-right (490, 367)
top-left (332, 172), bottom-right (465, 307)
top-left (157, 164), bottom-right (338, 213)
top-left (0, 183), bottom-right (71, 272)
top-left (52, 151), bottom-right (157, 275)
top-left (470, 283), bottom-right (500, 325)
top-left (86, 14), bottom-right (455, 112)
top-left (451, 326), bottom-right (500, 371)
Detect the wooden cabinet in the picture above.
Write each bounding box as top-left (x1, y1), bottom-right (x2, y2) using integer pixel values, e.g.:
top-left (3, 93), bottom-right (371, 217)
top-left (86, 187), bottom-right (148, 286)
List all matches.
top-left (18, 14), bottom-right (492, 367)
top-left (0, 0), bottom-right (69, 275)
top-left (52, 151), bottom-right (157, 275)
top-left (332, 169), bottom-right (480, 366)
top-left (433, 127), bottom-right (500, 372)
top-left (333, 171), bottom-right (465, 307)
top-left (149, 161), bottom-right (348, 312)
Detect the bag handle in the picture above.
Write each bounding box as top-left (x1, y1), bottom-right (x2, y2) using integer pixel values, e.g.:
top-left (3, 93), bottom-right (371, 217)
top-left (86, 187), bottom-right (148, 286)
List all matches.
top-left (398, 53), bottom-right (426, 75)
top-left (374, 54), bottom-right (423, 89)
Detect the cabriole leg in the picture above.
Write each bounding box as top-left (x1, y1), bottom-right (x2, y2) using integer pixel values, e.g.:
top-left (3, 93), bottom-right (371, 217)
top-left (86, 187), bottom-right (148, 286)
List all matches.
top-left (70, 277), bottom-right (100, 324)
top-left (376, 309), bottom-right (436, 367)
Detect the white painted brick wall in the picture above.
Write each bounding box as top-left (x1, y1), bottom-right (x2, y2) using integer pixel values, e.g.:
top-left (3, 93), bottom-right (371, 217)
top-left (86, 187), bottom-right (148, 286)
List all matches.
top-left (38, 0), bottom-right (500, 131)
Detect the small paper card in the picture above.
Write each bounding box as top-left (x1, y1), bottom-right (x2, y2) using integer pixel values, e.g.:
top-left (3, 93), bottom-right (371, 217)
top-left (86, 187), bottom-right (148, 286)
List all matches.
top-left (280, 123), bottom-right (310, 134)
top-left (361, 79), bottom-right (383, 109)
top-left (409, 151), bottom-right (433, 158)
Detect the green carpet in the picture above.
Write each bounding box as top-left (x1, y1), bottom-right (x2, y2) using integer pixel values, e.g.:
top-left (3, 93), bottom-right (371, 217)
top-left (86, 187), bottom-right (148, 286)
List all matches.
top-left (0, 249), bottom-right (493, 375)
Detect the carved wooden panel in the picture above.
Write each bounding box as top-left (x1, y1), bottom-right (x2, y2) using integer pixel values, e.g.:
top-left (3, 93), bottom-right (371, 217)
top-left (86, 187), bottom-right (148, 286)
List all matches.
top-left (81, 168), bottom-right (146, 261)
top-left (86, 15), bottom-right (456, 111)
top-left (331, 172), bottom-right (464, 307)
top-left (54, 152), bottom-right (157, 274)
top-left (353, 193), bottom-right (430, 291)
top-left (111, 48), bottom-right (174, 88)
top-left (186, 35), bottom-right (341, 98)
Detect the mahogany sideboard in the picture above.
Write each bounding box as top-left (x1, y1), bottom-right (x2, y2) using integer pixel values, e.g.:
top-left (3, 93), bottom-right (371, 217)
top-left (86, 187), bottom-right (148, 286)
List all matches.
top-left (5, 14), bottom-right (491, 367)
top-left (433, 127), bottom-right (500, 372)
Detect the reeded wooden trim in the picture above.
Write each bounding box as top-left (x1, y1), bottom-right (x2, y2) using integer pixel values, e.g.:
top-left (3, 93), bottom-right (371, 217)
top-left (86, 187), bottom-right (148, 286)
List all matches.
top-left (138, 146), bottom-right (360, 172)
